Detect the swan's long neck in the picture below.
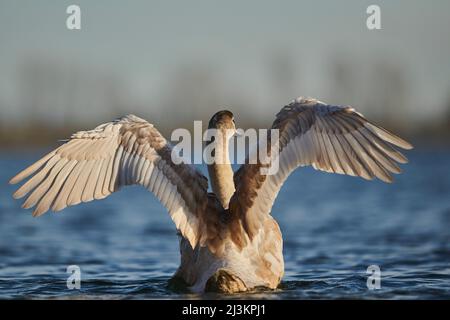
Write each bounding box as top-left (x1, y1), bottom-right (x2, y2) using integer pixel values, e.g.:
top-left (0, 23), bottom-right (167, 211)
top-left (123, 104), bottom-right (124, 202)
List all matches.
top-left (207, 134), bottom-right (235, 209)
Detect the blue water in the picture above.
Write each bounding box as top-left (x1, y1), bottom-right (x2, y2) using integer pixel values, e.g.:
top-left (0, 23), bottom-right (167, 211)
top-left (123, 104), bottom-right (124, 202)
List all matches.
top-left (0, 148), bottom-right (449, 299)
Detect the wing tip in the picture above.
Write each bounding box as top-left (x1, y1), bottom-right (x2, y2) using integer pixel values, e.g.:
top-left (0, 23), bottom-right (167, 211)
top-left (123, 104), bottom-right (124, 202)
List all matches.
top-left (393, 136), bottom-right (413, 150)
top-left (9, 175), bottom-right (21, 185)
top-left (12, 190), bottom-right (24, 200)
top-left (401, 141), bottom-right (414, 150)
top-left (365, 122), bottom-right (414, 151)
top-left (32, 207), bottom-right (47, 217)
top-left (381, 176), bottom-right (394, 184)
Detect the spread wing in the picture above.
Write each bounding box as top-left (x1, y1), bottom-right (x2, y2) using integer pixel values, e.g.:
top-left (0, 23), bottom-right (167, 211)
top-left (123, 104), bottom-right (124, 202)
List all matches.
top-left (230, 97), bottom-right (413, 239)
top-left (10, 114), bottom-right (212, 249)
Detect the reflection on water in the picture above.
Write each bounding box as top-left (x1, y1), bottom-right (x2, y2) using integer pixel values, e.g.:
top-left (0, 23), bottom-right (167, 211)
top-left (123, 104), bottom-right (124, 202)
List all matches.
top-left (0, 148), bottom-right (449, 299)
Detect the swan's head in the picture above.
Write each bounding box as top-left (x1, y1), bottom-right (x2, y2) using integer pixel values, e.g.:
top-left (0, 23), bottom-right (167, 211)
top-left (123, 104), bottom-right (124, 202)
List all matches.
top-left (208, 110), bottom-right (237, 139)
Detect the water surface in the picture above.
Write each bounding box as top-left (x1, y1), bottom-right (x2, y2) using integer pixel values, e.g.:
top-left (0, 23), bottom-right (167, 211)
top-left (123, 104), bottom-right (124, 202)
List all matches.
top-left (0, 148), bottom-right (449, 299)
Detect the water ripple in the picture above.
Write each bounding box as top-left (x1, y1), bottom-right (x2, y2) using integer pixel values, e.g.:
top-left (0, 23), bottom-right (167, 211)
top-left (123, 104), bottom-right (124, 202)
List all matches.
top-left (0, 149), bottom-right (449, 299)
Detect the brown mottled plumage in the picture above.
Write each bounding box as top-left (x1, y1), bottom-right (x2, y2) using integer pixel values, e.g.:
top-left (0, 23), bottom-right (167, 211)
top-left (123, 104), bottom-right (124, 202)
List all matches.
top-left (231, 98), bottom-right (412, 241)
top-left (10, 97), bottom-right (412, 293)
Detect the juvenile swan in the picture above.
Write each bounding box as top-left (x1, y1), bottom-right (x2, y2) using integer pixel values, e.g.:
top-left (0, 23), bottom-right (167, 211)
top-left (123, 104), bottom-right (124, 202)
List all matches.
top-left (10, 97), bottom-right (412, 293)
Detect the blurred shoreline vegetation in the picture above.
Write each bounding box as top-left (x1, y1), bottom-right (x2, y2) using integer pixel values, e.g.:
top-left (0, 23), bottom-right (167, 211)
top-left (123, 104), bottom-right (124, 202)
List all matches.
top-left (1, 55), bottom-right (449, 149)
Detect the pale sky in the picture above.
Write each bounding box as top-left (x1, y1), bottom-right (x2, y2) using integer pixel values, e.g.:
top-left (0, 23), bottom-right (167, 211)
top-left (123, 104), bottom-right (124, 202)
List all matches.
top-left (1, 0), bottom-right (449, 127)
